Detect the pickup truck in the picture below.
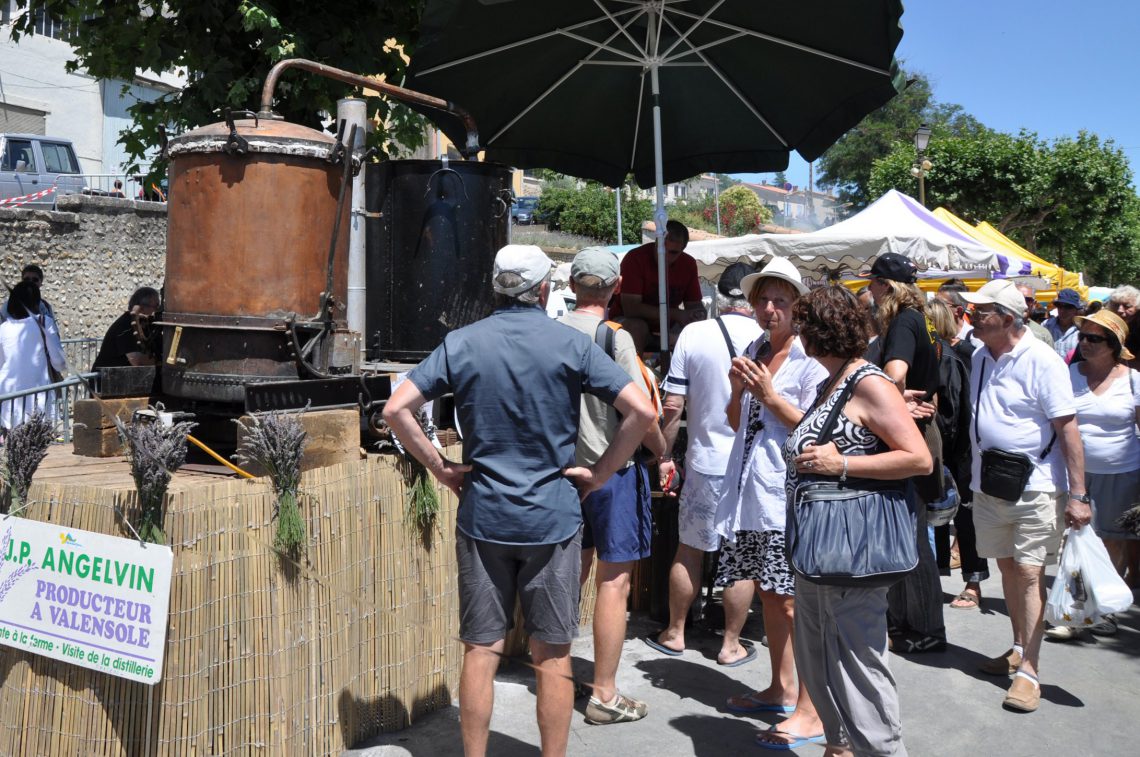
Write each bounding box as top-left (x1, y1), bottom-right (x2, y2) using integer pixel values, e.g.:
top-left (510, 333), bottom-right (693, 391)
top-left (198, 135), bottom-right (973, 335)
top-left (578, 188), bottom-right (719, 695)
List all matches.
top-left (0, 134), bottom-right (86, 207)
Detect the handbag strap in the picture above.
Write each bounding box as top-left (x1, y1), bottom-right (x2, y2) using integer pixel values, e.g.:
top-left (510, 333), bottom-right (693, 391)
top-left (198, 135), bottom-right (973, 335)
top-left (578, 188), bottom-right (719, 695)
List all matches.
top-left (816, 364), bottom-right (874, 446)
top-left (715, 316), bottom-right (737, 358)
top-left (973, 353), bottom-right (1057, 457)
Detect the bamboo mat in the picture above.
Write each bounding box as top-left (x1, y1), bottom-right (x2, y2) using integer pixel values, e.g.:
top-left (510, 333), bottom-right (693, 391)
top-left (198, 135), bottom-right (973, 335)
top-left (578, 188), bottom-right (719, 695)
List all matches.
top-left (0, 446), bottom-right (600, 755)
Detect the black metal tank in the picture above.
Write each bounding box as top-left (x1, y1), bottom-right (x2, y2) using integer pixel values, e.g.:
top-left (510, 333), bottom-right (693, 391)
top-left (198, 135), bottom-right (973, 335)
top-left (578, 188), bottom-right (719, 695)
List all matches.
top-left (366, 159), bottom-right (512, 362)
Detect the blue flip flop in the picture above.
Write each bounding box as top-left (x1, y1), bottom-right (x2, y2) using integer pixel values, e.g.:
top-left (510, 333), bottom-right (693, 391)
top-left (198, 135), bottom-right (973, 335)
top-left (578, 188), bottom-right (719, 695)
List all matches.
top-left (643, 635), bottom-right (683, 657)
top-left (725, 692), bottom-right (795, 714)
top-left (717, 643), bottom-right (758, 668)
top-left (754, 724), bottom-right (826, 750)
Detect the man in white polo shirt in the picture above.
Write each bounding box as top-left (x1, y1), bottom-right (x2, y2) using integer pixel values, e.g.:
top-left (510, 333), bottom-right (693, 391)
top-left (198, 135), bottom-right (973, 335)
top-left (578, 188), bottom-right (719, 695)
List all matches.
top-left (961, 279), bottom-right (1091, 714)
top-left (646, 262), bottom-right (762, 664)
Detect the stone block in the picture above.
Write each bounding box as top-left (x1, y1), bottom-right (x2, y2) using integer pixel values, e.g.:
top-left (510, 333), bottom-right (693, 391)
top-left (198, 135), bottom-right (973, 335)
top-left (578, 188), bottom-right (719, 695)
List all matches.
top-left (235, 408), bottom-right (361, 476)
top-left (73, 397), bottom-right (150, 432)
top-left (73, 426), bottom-right (125, 458)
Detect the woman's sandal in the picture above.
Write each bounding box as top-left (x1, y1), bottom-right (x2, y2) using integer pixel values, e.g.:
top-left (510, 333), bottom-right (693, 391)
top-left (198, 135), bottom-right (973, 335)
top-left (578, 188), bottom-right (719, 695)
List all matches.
top-left (949, 589), bottom-right (980, 610)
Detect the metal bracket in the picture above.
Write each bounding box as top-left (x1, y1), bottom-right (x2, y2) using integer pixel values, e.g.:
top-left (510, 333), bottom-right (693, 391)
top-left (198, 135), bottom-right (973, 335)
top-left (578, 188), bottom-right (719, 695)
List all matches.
top-left (223, 110), bottom-right (258, 155)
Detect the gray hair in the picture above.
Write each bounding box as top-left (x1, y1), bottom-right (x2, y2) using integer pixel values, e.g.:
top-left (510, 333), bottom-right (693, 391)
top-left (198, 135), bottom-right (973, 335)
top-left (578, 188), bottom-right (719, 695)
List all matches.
top-left (493, 271), bottom-right (549, 305)
top-left (994, 302), bottom-right (1026, 328)
top-left (1109, 285), bottom-right (1140, 310)
top-left (715, 292), bottom-right (752, 314)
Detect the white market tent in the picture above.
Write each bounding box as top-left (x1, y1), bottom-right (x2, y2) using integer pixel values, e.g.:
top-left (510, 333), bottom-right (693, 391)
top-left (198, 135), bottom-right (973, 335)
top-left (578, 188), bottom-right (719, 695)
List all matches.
top-left (552, 190), bottom-right (1030, 289)
top-left (682, 189), bottom-right (1028, 286)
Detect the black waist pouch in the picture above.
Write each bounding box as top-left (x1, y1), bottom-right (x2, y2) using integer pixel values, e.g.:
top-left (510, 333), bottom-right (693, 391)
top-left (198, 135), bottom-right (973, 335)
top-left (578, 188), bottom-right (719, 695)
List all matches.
top-left (979, 448), bottom-right (1033, 502)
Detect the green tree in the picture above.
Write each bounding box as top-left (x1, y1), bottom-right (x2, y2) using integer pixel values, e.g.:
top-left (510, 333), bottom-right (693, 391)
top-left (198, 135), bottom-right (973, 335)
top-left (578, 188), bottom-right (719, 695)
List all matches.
top-left (12, 1), bottom-right (427, 180)
top-left (772, 171), bottom-right (789, 188)
top-left (816, 68), bottom-right (988, 210)
top-left (868, 130), bottom-right (1140, 284)
top-left (537, 182), bottom-right (652, 244)
top-left (717, 185), bottom-right (773, 236)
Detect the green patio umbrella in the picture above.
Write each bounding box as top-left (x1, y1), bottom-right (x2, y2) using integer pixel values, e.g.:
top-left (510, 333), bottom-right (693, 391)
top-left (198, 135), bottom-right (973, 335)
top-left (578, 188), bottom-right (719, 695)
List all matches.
top-left (406, 0), bottom-right (906, 350)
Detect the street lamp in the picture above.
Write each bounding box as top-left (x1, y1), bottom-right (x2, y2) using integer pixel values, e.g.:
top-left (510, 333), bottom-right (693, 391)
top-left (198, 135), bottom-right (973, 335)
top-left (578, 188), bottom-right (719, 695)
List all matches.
top-left (911, 123), bottom-right (933, 207)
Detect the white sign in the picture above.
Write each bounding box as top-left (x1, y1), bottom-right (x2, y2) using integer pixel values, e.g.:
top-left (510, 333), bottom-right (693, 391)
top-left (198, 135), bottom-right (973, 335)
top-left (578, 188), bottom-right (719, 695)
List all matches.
top-left (0, 516), bottom-right (173, 684)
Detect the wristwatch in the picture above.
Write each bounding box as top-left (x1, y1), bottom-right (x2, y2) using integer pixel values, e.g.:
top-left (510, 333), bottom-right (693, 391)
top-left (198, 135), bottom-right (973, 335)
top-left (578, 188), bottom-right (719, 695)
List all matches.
top-left (1070, 493), bottom-right (1091, 504)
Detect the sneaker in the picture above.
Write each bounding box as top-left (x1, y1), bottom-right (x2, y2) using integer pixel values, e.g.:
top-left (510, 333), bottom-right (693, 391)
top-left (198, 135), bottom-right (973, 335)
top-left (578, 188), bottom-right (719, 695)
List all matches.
top-left (1044, 624), bottom-right (1083, 642)
top-left (978, 647), bottom-right (1021, 675)
top-left (1088, 616), bottom-right (1118, 636)
top-left (585, 693), bottom-right (648, 725)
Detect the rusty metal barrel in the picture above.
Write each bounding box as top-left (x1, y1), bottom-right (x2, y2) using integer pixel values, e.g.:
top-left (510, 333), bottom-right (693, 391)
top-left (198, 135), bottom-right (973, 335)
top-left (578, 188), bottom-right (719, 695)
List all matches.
top-left (161, 116), bottom-right (353, 403)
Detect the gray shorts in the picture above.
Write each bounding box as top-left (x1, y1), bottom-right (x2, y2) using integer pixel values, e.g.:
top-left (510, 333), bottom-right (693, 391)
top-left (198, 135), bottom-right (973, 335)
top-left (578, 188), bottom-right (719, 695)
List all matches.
top-left (455, 526), bottom-right (583, 645)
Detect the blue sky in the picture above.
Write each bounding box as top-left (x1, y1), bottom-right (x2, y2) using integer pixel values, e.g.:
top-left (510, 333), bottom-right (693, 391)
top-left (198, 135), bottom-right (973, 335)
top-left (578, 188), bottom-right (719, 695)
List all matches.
top-left (734, 1), bottom-right (1140, 192)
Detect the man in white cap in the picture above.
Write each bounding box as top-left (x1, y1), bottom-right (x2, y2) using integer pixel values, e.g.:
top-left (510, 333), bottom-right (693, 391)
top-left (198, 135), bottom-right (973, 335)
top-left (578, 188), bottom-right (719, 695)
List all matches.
top-left (559, 246), bottom-right (666, 724)
top-left (384, 244), bottom-right (656, 755)
top-left (647, 261), bottom-right (762, 662)
top-left (959, 278), bottom-right (1090, 713)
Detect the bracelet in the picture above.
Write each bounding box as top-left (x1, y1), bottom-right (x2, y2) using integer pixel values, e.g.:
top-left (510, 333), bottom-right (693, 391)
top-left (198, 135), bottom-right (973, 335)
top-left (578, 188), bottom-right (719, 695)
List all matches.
top-left (839, 455), bottom-right (848, 482)
top-left (658, 456), bottom-right (673, 463)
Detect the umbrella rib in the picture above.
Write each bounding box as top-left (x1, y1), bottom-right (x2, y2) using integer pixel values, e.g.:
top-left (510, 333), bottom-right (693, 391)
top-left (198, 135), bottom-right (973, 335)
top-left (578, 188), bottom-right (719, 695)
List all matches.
top-left (415, 6), bottom-right (641, 76)
top-left (661, 31), bottom-right (746, 63)
top-left (488, 9), bottom-right (648, 146)
top-left (660, 0), bottom-right (728, 60)
top-left (556, 29), bottom-right (645, 64)
top-left (666, 7), bottom-right (894, 76)
top-left (592, 0), bottom-right (647, 58)
top-left (659, 14), bottom-right (789, 147)
top-left (629, 70), bottom-right (647, 173)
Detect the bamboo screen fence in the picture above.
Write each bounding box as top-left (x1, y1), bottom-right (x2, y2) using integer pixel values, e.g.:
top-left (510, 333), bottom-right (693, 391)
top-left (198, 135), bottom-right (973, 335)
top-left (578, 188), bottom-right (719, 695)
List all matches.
top-left (0, 447), bottom-right (593, 755)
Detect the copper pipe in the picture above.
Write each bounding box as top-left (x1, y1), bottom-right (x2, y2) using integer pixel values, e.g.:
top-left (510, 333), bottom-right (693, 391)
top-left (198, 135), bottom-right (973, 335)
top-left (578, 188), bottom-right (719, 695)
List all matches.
top-left (259, 58), bottom-right (480, 157)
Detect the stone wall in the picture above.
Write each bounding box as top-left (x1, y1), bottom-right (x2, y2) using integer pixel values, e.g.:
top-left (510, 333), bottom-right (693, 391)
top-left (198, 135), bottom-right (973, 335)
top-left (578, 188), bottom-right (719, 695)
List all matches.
top-left (0, 195), bottom-right (167, 341)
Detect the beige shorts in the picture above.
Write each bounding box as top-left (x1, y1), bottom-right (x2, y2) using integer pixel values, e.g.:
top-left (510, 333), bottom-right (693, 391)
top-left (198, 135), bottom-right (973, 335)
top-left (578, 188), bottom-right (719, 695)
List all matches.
top-left (973, 490), bottom-right (1065, 567)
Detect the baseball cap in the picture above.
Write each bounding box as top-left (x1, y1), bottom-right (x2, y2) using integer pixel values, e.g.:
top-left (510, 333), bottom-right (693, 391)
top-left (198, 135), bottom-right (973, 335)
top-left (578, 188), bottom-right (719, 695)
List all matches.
top-left (959, 279), bottom-right (1025, 314)
top-left (717, 262), bottom-right (756, 297)
top-left (570, 247), bottom-right (620, 286)
top-left (492, 244), bottom-right (553, 295)
top-left (739, 256), bottom-right (808, 299)
top-left (857, 252), bottom-right (918, 284)
top-left (1055, 288), bottom-right (1081, 308)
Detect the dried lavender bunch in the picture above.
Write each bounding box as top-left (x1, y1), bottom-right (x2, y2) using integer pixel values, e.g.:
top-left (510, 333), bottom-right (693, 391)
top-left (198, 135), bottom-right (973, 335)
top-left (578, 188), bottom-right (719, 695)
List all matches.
top-left (1, 412), bottom-right (55, 516)
top-left (405, 457), bottom-right (440, 540)
top-left (234, 409), bottom-right (308, 558)
top-left (114, 411), bottom-right (196, 544)
top-left (1116, 505), bottom-right (1140, 537)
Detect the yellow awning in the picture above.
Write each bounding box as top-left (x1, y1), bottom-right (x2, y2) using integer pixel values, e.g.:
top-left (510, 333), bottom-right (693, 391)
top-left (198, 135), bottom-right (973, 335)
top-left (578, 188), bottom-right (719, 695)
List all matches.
top-left (930, 208), bottom-right (1087, 302)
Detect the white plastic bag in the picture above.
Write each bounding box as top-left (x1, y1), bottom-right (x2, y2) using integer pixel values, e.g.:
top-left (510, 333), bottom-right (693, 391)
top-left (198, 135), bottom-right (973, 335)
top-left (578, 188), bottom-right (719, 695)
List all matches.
top-left (1071, 525), bottom-right (1134, 616)
top-left (1046, 526), bottom-right (1133, 628)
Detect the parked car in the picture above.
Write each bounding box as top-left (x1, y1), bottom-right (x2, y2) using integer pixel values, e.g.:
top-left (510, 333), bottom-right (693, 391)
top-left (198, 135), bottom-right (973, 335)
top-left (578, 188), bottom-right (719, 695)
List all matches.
top-left (513, 196), bottom-right (538, 224)
top-left (0, 134), bottom-right (85, 207)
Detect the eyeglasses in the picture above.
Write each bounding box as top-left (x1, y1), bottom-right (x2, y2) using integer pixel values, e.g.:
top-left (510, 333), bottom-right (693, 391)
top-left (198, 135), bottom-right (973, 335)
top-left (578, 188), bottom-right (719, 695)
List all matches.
top-left (1078, 332), bottom-right (1108, 344)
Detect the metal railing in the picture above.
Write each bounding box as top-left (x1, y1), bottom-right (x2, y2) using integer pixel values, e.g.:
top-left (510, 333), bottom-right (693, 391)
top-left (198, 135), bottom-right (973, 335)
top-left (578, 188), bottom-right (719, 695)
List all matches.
top-left (0, 372), bottom-right (99, 443)
top-left (62, 337), bottom-right (100, 373)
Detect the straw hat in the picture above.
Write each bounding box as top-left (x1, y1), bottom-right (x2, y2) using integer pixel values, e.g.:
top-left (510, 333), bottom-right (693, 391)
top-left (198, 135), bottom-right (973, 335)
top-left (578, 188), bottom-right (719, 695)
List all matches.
top-left (739, 256), bottom-right (808, 298)
top-left (1075, 309), bottom-right (1134, 361)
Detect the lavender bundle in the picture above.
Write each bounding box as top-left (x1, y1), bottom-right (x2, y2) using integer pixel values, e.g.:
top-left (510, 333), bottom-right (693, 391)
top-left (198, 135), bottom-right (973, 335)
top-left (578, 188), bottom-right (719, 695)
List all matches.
top-left (114, 411), bottom-right (196, 544)
top-left (234, 410), bottom-right (308, 558)
top-left (1, 412), bottom-right (55, 516)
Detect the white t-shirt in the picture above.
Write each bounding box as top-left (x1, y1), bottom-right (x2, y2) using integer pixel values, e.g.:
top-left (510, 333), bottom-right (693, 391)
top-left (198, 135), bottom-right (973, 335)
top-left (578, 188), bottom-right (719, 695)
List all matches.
top-left (713, 336), bottom-right (827, 536)
top-left (1070, 364), bottom-right (1140, 474)
top-left (662, 312), bottom-right (762, 475)
top-left (970, 329), bottom-right (1076, 494)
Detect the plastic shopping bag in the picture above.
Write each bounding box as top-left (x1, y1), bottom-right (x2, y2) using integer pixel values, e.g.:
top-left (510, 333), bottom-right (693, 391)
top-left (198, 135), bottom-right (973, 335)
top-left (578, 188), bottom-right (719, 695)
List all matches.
top-left (1070, 525), bottom-right (1134, 616)
top-left (1046, 526), bottom-right (1133, 628)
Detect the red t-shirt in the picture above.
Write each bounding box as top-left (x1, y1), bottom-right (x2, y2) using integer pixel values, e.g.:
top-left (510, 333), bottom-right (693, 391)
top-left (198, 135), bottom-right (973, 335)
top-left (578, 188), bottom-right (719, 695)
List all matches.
top-left (609, 242), bottom-right (702, 318)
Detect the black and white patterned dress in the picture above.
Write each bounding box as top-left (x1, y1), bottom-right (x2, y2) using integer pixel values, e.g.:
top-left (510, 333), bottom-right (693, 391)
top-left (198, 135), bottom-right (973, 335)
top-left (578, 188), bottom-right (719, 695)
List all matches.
top-left (784, 363), bottom-right (890, 503)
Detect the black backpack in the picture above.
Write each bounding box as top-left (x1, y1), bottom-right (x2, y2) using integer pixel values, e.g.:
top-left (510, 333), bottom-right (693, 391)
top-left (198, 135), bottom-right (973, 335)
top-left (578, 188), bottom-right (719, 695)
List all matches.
top-left (936, 337), bottom-right (973, 499)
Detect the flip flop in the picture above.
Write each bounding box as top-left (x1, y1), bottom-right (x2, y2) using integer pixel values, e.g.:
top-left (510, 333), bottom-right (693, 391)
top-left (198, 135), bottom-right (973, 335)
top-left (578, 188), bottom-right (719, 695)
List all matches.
top-left (950, 590), bottom-right (980, 609)
top-left (725, 691), bottom-right (795, 714)
top-left (754, 724), bottom-right (826, 750)
top-left (717, 643), bottom-right (758, 668)
top-left (643, 635), bottom-right (683, 657)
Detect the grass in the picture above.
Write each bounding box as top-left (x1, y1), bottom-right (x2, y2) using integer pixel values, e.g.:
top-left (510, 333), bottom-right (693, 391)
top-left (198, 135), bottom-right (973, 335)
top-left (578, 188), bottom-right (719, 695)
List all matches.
top-left (510, 225), bottom-right (610, 252)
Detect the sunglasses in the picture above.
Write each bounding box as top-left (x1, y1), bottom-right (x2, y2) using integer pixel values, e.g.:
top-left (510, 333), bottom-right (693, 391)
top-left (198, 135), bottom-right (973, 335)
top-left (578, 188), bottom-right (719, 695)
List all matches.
top-left (1078, 332), bottom-right (1108, 344)
top-left (23, 276), bottom-right (41, 285)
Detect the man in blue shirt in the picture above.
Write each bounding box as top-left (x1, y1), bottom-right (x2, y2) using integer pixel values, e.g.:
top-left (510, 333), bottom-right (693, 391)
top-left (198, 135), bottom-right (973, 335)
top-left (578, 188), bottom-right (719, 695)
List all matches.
top-left (384, 244), bottom-right (656, 757)
top-left (1043, 288), bottom-right (1081, 361)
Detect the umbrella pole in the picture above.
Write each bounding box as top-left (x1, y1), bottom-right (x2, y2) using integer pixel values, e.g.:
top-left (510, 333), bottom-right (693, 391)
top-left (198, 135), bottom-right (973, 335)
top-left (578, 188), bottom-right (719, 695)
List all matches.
top-left (650, 62), bottom-right (668, 354)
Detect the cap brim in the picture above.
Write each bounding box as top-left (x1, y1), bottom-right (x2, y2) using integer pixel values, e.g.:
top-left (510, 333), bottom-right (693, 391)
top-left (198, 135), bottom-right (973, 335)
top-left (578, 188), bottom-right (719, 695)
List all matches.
top-left (959, 292), bottom-right (996, 305)
top-left (740, 271), bottom-right (809, 299)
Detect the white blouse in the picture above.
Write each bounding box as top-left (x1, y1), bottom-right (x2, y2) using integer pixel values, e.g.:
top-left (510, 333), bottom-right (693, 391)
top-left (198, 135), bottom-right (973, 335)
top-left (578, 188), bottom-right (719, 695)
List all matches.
top-left (714, 336), bottom-right (827, 539)
top-left (1070, 363), bottom-right (1140, 475)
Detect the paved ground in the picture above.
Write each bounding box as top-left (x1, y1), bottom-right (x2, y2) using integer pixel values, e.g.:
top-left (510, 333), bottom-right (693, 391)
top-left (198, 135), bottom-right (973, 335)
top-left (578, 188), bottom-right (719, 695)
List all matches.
top-left (348, 571), bottom-right (1140, 756)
